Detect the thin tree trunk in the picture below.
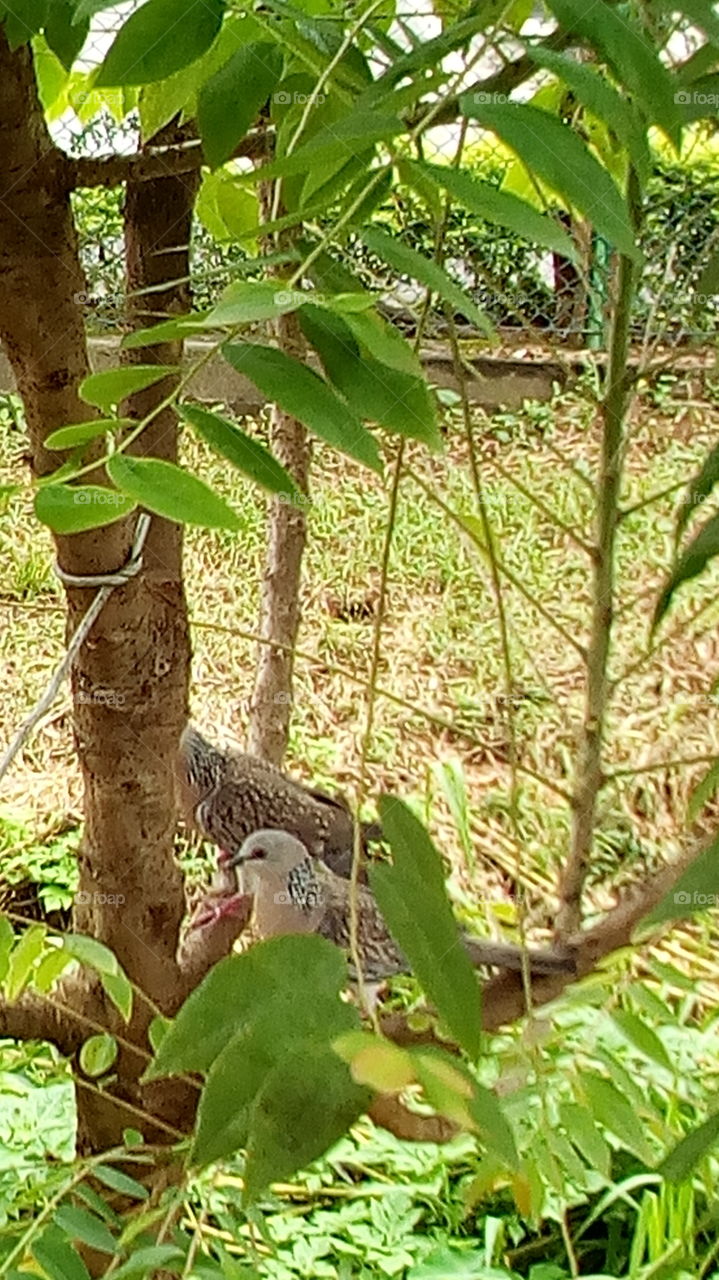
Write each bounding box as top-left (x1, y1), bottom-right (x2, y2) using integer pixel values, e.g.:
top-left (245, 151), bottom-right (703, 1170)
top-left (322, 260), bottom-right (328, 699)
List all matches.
top-left (247, 181), bottom-right (311, 765)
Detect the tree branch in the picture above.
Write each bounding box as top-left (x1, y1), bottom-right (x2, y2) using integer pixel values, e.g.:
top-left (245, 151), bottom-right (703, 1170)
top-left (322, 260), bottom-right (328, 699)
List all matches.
top-left (62, 131), bottom-right (269, 191)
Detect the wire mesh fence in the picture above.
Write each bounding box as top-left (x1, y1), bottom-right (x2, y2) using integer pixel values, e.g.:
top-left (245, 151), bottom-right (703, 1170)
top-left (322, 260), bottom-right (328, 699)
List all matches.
top-left (47, 5), bottom-right (719, 354)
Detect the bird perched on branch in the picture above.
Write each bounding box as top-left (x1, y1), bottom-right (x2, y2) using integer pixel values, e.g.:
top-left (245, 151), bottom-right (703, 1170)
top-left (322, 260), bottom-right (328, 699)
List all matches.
top-left (206, 827), bottom-right (576, 984)
top-left (177, 724), bottom-right (380, 879)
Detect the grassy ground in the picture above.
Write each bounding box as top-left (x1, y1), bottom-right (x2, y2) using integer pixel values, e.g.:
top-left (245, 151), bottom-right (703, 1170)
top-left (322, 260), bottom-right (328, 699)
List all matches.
top-left (1, 371), bottom-right (719, 955)
top-left (3, 371), bottom-right (719, 1276)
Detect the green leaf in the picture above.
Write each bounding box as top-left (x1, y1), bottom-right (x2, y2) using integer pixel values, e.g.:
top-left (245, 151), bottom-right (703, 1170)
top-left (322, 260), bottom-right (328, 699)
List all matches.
top-left (95, 0), bottom-right (225, 86)
top-left (643, 832), bottom-right (719, 927)
top-left (654, 511), bottom-right (719, 626)
top-left (79, 365), bottom-right (178, 412)
top-left (419, 161), bottom-right (578, 258)
top-left (580, 1071), bottom-right (653, 1162)
top-left (62, 933), bottom-right (120, 975)
top-left (106, 454), bottom-right (240, 530)
top-left (185, 939), bottom-right (365, 1170)
top-left (93, 1166), bottom-right (148, 1200)
top-left (223, 343), bottom-right (382, 472)
top-left (558, 1101), bottom-right (612, 1178)
top-left (335, 1030), bottom-right (415, 1092)
top-left (110, 1249), bottom-right (185, 1280)
top-left (241, 1045), bottom-right (368, 1201)
top-left (397, 158), bottom-right (443, 224)
top-left (80, 1034), bottom-right (118, 1077)
top-left (361, 227), bottom-right (493, 333)
top-left (0, 917), bottom-right (15, 983)
top-left (121, 318), bottom-right (209, 349)
top-left (34, 948), bottom-right (74, 993)
top-left (3, 0), bottom-right (47, 48)
top-left (688, 758), bottom-right (719, 822)
top-left (253, 112), bottom-right (403, 180)
top-left (195, 169), bottom-right (259, 244)
top-left (461, 101), bottom-right (641, 262)
top-left (45, 419), bottom-right (130, 450)
top-left (205, 281), bottom-right (309, 328)
top-left (659, 1108), bottom-right (719, 1182)
top-left (32, 1227), bottom-right (92, 1280)
top-left (44, 0), bottom-right (88, 69)
top-left (54, 1206), bottom-right (116, 1256)
top-left (408, 1247), bottom-right (519, 1278)
top-left (149, 1015), bottom-right (170, 1052)
top-left (198, 42), bottom-right (282, 169)
top-left (371, 797), bottom-right (482, 1060)
top-left (180, 405), bottom-right (300, 498)
top-left (676, 440), bottom-right (719, 540)
top-left (610, 1009), bottom-right (673, 1073)
top-left (5, 924), bottom-right (47, 1001)
top-left (341, 308), bottom-right (422, 376)
top-left (525, 49), bottom-right (650, 186)
top-left (299, 305), bottom-right (441, 449)
top-left (35, 484), bottom-right (136, 534)
top-left (101, 971), bottom-right (133, 1023)
top-left (137, 12), bottom-right (261, 140)
top-left (545, 0), bottom-right (682, 145)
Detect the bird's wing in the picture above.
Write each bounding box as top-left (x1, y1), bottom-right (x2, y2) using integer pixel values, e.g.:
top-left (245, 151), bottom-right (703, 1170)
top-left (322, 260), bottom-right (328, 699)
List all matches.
top-left (195, 774), bottom-right (334, 857)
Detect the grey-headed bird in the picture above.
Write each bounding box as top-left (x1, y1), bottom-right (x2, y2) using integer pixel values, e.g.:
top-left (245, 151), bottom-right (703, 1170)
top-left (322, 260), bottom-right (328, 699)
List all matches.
top-left (208, 828), bottom-right (576, 983)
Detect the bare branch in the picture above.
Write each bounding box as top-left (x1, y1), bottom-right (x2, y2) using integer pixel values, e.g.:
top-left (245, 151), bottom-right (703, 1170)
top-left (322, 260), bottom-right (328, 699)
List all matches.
top-left (63, 132), bottom-right (269, 191)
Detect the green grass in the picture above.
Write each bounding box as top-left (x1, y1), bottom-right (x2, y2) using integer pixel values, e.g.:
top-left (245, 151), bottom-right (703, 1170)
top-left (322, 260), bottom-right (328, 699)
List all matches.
top-left (2, 381), bottom-right (719, 931)
top-left (3, 372), bottom-right (719, 1276)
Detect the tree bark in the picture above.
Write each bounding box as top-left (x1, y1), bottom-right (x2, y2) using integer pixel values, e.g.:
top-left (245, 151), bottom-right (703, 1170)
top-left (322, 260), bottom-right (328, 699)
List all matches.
top-left (0, 31), bottom-right (196, 1146)
top-left (247, 183), bottom-right (311, 765)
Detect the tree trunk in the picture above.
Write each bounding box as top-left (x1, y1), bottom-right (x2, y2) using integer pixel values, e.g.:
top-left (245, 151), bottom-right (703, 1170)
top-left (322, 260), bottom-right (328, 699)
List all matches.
top-left (247, 180), bottom-right (311, 765)
top-left (0, 31), bottom-right (195, 1147)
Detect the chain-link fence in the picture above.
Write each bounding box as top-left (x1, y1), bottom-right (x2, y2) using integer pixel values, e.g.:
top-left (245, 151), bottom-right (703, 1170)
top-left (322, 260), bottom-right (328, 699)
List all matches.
top-left (49, 7), bottom-right (719, 352)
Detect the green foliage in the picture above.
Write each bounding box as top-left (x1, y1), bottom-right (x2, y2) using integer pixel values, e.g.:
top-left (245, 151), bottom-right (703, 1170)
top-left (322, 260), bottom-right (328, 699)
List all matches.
top-left (95, 0), bottom-right (225, 86)
top-left (371, 797), bottom-right (482, 1060)
top-left (223, 343), bottom-right (383, 472)
top-left (106, 454), bottom-right (241, 531)
top-left (198, 43), bottom-right (283, 170)
top-left (460, 101), bottom-right (640, 261)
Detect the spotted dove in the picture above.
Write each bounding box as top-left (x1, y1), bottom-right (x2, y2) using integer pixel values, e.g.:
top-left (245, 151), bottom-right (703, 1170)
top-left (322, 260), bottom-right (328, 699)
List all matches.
top-left (177, 725), bottom-right (378, 879)
top-left (214, 828), bottom-right (576, 983)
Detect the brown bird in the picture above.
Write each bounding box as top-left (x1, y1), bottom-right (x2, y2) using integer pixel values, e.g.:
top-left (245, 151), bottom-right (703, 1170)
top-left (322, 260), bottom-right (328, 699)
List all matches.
top-left (213, 828), bottom-right (576, 984)
top-left (177, 725), bottom-right (379, 879)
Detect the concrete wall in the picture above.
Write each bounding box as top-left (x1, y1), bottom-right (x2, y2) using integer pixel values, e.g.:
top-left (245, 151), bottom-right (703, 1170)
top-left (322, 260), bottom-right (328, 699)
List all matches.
top-left (0, 337), bottom-right (567, 414)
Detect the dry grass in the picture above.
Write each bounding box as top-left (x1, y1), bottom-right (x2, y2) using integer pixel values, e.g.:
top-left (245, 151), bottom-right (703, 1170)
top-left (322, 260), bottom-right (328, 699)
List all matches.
top-left (2, 374), bottom-right (719, 953)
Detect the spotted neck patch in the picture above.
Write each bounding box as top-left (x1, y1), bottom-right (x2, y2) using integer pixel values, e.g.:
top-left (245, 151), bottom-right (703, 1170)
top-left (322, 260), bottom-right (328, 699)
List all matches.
top-left (287, 858), bottom-right (323, 913)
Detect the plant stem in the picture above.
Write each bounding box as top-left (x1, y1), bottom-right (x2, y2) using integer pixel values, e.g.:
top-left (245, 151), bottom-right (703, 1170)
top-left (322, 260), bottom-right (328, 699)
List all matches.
top-left (556, 173), bottom-right (641, 937)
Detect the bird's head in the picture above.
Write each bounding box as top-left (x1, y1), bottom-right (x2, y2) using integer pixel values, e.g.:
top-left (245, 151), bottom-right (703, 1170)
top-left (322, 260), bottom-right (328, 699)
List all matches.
top-left (226, 828), bottom-right (310, 877)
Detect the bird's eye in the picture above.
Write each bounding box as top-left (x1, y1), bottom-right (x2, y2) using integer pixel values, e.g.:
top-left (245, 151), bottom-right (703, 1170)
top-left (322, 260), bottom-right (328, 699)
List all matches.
top-left (249, 847), bottom-right (267, 861)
